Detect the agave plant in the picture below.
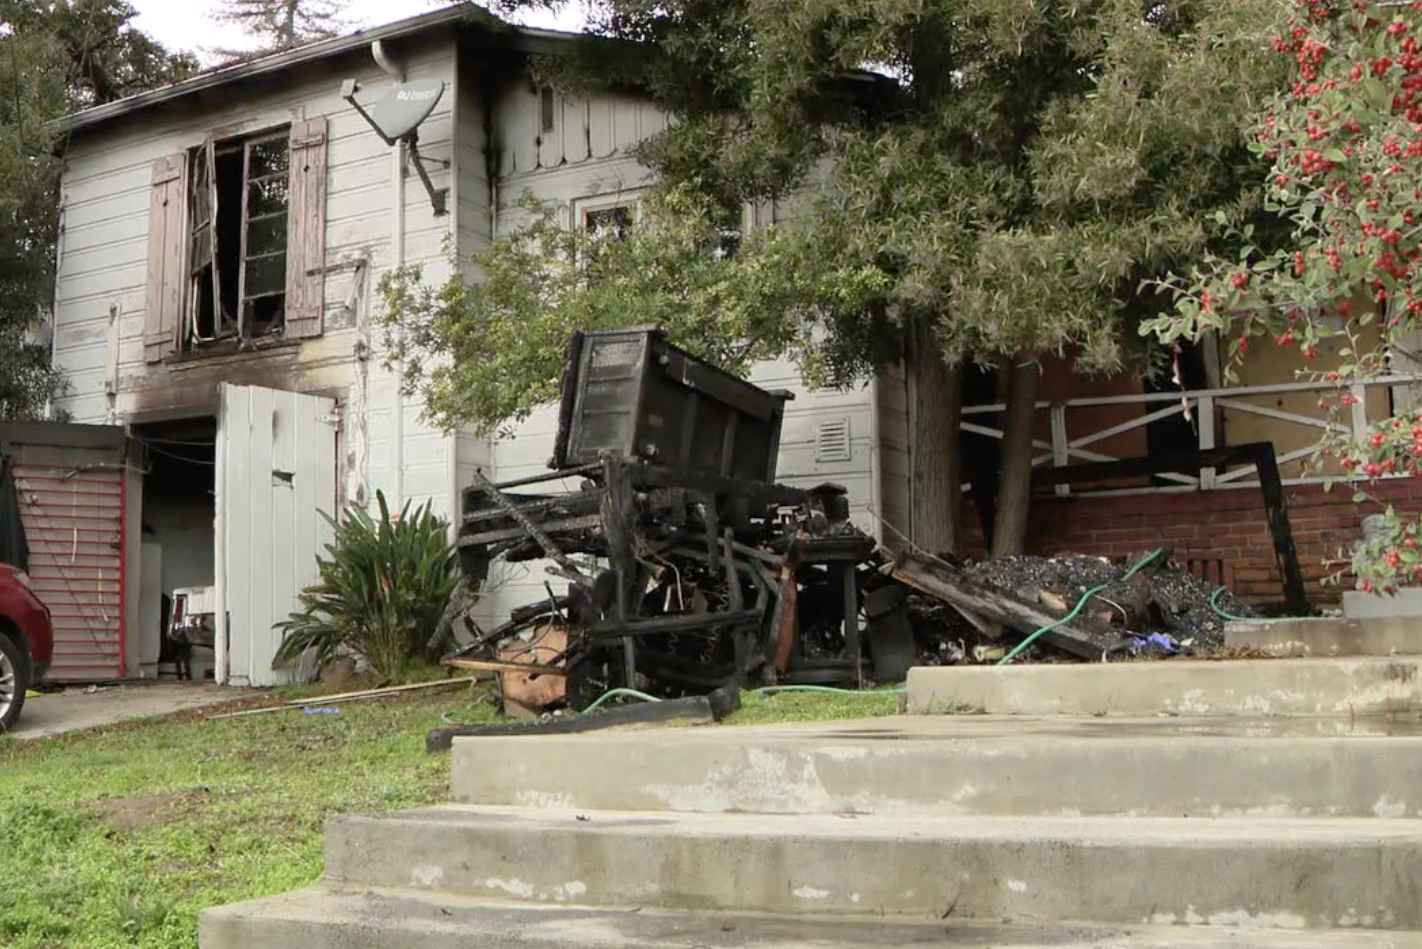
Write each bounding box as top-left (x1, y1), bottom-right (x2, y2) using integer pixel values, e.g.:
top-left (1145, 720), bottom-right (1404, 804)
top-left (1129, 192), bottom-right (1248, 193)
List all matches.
top-left (274, 491), bottom-right (460, 681)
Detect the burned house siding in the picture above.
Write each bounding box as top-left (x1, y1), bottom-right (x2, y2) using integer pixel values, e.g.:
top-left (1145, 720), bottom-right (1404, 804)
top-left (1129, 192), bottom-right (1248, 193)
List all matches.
top-left (52, 39), bottom-right (464, 519)
top-left (452, 52), bottom-right (496, 503)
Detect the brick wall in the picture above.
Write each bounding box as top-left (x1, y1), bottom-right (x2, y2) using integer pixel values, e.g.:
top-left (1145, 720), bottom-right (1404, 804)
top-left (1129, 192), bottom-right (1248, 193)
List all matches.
top-left (967, 479), bottom-right (1422, 610)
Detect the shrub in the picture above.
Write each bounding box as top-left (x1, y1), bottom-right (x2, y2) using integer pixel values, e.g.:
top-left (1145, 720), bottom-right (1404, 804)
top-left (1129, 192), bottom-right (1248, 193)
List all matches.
top-left (274, 491), bottom-right (459, 681)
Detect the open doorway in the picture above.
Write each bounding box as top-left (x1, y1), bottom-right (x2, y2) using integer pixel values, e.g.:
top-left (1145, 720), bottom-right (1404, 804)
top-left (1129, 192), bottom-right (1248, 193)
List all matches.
top-left (133, 417), bottom-right (218, 682)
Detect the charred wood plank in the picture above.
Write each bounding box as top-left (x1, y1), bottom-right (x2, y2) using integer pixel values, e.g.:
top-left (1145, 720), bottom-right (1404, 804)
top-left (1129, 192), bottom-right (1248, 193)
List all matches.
top-left (586, 607), bottom-right (765, 640)
top-left (891, 553), bottom-right (1102, 660)
top-left (471, 463), bottom-right (604, 494)
top-left (549, 331), bottom-right (584, 471)
top-left (462, 489), bottom-right (603, 527)
top-left (1253, 447), bottom-right (1311, 616)
top-left (769, 541), bottom-right (803, 674)
top-left (426, 687), bottom-right (742, 753)
top-left (469, 470), bottom-right (590, 584)
top-left (458, 513), bottom-right (604, 548)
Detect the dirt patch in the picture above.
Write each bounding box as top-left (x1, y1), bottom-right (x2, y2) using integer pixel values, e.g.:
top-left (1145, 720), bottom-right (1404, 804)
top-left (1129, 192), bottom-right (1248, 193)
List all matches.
top-left (89, 790), bottom-right (207, 834)
top-left (163, 694), bottom-right (283, 724)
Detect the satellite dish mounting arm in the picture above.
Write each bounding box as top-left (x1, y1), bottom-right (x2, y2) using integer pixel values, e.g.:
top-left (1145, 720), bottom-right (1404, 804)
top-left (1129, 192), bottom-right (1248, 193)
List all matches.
top-left (341, 78), bottom-right (450, 216)
top-left (403, 130), bottom-right (450, 217)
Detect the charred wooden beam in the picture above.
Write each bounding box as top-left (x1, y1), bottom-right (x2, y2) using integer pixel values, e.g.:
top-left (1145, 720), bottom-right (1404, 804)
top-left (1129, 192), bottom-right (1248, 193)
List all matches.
top-left (458, 513), bottom-right (604, 548)
top-left (469, 470), bottom-right (590, 584)
top-left (586, 606), bottom-right (765, 641)
top-left (462, 489), bottom-right (604, 528)
top-left (426, 687), bottom-right (742, 753)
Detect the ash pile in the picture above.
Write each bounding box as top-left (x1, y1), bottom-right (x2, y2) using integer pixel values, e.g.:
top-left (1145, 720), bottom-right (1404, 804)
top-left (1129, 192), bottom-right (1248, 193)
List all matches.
top-left (445, 328), bottom-right (1256, 717)
top-left (901, 552), bottom-right (1254, 666)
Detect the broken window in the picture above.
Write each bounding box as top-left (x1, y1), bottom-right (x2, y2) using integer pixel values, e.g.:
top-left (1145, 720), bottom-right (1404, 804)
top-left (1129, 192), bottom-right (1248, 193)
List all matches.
top-left (186, 129), bottom-right (291, 345)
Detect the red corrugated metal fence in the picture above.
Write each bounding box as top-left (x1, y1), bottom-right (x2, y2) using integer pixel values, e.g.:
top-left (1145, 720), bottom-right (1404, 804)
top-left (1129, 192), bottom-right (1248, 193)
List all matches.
top-left (12, 463), bottom-right (126, 681)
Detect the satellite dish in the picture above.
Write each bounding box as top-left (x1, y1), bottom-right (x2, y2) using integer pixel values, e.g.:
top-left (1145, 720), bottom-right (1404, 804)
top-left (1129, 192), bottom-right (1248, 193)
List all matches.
top-left (346, 78), bottom-right (445, 145)
top-left (342, 77), bottom-right (450, 215)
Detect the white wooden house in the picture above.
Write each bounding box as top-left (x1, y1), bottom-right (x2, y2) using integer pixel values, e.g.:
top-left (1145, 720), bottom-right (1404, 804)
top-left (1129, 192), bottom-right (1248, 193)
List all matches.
top-left (48, 7), bottom-right (901, 685)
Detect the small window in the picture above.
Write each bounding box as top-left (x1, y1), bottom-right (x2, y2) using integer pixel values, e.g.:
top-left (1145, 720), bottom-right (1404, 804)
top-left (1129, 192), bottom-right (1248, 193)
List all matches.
top-left (186, 129), bottom-right (291, 346)
top-left (711, 205), bottom-right (747, 261)
top-left (583, 205), bottom-right (634, 243)
top-left (539, 86), bottom-right (557, 134)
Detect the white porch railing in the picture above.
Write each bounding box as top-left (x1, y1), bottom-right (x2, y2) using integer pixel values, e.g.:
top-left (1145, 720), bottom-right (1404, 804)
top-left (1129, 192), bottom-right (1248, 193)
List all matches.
top-left (961, 375), bottom-right (1422, 498)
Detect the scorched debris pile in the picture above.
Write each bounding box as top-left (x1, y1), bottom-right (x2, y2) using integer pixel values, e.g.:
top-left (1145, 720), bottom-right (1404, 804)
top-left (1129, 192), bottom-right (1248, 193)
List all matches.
top-left (447, 329), bottom-right (1252, 715)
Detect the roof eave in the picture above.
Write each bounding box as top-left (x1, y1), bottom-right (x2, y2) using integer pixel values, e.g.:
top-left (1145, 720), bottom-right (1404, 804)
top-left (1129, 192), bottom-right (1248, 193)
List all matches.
top-left (53, 7), bottom-right (573, 136)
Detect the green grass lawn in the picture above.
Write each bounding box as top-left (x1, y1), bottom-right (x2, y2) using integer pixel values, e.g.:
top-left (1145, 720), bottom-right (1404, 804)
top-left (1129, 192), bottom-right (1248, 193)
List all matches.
top-left (0, 684), bottom-right (902, 949)
top-left (0, 686), bottom-right (496, 949)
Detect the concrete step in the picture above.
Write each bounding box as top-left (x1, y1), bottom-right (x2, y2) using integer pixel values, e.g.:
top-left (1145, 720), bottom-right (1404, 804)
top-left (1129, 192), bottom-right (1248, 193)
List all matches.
top-left (322, 805), bottom-right (1422, 930)
top-left (1226, 617), bottom-right (1422, 658)
top-left (199, 886), bottom-right (1422, 949)
top-left (450, 715), bottom-right (1422, 818)
top-left (906, 657), bottom-right (1422, 717)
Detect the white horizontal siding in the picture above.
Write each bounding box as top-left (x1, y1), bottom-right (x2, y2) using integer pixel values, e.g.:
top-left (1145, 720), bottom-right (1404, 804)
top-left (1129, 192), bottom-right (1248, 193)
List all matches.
top-left (54, 43), bottom-right (456, 428)
top-left (54, 40), bottom-right (464, 534)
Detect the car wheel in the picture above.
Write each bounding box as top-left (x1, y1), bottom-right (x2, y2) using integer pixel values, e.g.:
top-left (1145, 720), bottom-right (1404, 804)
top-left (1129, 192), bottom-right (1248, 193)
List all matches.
top-left (0, 633), bottom-right (27, 733)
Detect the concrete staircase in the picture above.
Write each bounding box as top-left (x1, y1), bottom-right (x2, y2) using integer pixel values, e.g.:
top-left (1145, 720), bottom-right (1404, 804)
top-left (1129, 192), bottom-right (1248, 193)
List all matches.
top-left (202, 659), bottom-right (1422, 948)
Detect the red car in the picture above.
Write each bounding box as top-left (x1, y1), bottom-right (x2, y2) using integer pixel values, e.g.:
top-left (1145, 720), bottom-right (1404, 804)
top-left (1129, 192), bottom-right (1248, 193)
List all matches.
top-left (0, 563), bottom-right (53, 731)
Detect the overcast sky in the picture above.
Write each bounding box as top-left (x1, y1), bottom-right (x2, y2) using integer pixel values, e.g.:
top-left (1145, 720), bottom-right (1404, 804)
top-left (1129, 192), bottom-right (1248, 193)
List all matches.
top-left (130, 1), bottom-right (587, 61)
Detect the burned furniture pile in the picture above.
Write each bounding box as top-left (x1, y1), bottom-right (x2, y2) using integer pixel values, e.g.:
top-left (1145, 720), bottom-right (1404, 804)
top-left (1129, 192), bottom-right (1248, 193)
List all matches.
top-left (448, 329), bottom-right (908, 715)
top-left (446, 329), bottom-right (1265, 718)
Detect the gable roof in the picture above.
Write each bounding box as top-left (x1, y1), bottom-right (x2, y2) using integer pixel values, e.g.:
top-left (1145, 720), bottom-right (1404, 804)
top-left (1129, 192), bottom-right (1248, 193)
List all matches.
top-left (55, 5), bottom-right (575, 136)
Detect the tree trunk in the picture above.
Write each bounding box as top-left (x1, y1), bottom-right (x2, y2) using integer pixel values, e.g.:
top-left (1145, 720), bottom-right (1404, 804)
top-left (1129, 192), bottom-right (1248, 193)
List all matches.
top-left (991, 357), bottom-right (1040, 558)
top-left (909, 321), bottom-right (963, 557)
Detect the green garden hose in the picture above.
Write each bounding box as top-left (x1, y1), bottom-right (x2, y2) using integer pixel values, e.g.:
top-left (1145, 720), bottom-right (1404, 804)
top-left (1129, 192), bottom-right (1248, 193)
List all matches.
top-left (997, 548), bottom-right (1167, 666)
top-left (580, 687), bottom-right (663, 714)
top-left (1209, 586), bottom-right (1253, 623)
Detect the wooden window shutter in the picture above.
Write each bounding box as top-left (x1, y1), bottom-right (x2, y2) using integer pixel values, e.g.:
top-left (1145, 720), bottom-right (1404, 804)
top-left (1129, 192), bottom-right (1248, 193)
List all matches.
top-left (144, 154), bottom-right (187, 363)
top-left (286, 116), bottom-right (328, 339)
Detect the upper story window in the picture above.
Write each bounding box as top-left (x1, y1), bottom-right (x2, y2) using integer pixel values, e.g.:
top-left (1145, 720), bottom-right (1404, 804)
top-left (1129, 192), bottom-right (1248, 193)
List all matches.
top-left (574, 192), bottom-right (751, 259)
top-left (583, 204), bottom-right (634, 243)
top-left (144, 116), bottom-right (328, 365)
top-left (188, 130), bottom-right (292, 345)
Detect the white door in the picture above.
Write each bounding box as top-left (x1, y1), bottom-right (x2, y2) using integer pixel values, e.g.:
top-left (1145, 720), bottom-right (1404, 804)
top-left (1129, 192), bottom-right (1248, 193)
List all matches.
top-left (216, 383), bottom-right (338, 686)
top-left (139, 542), bottom-right (164, 667)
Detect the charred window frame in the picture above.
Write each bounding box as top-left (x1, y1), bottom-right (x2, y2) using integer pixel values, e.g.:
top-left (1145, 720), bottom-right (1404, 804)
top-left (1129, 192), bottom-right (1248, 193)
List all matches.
top-left (185, 127), bottom-right (292, 347)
